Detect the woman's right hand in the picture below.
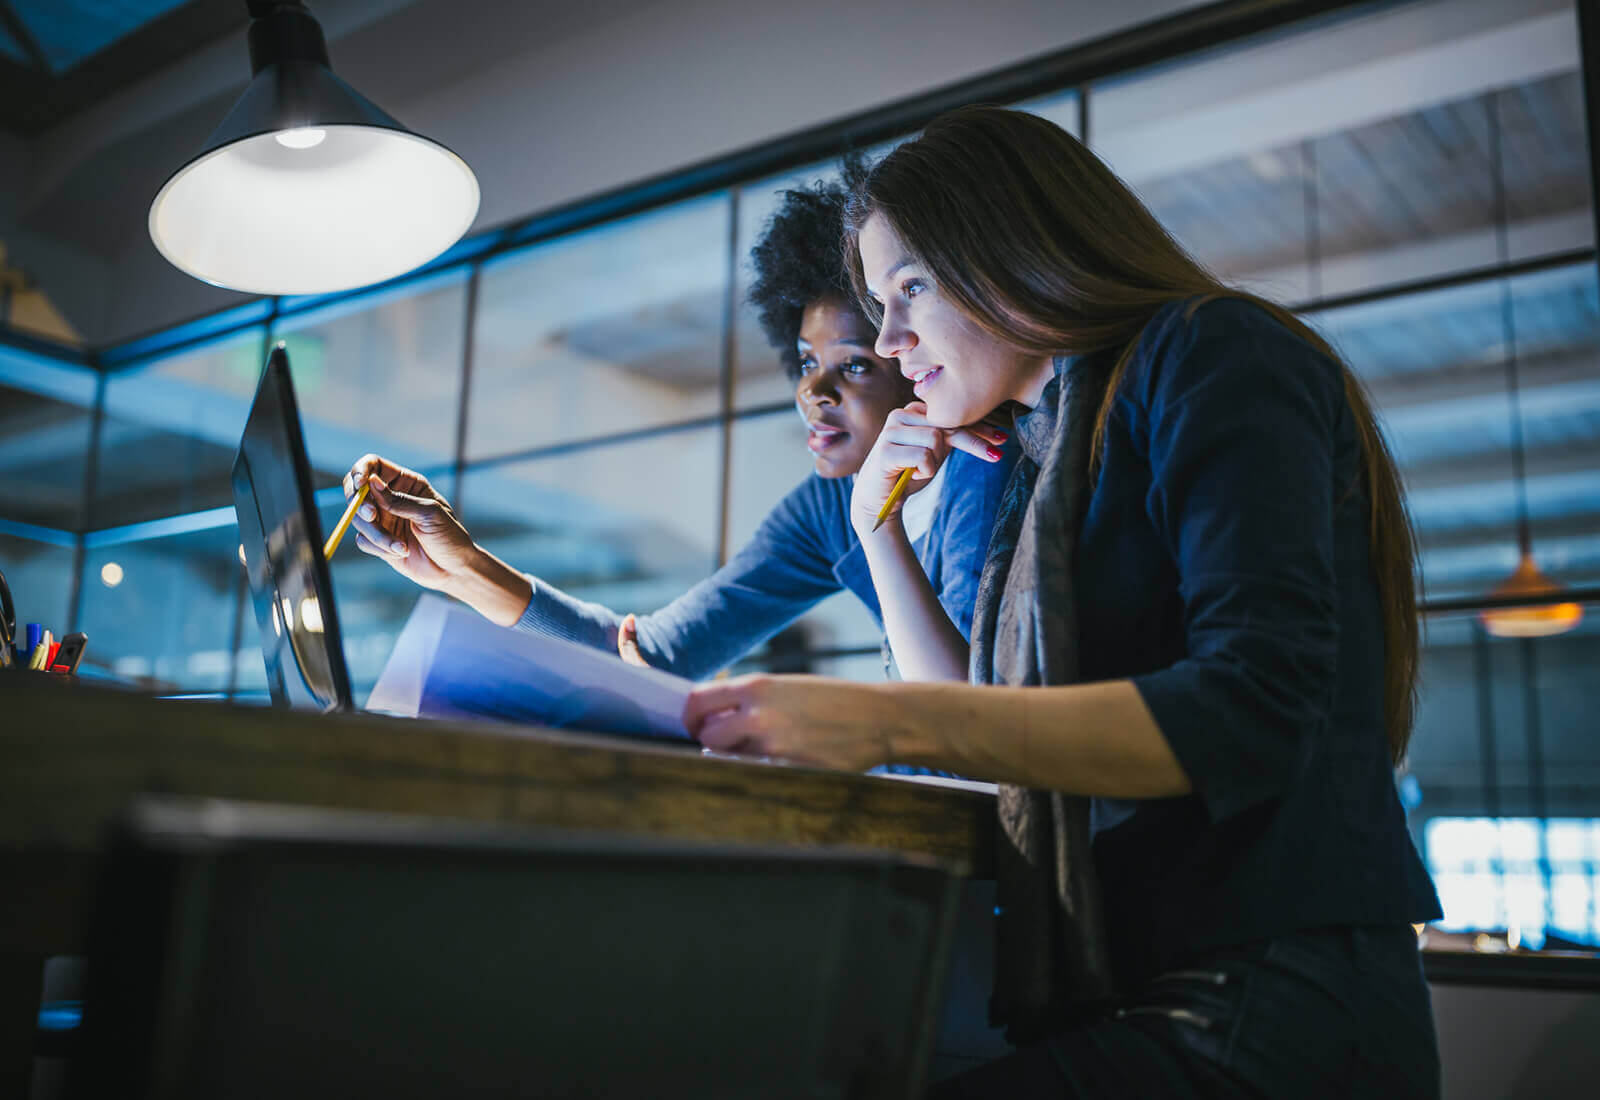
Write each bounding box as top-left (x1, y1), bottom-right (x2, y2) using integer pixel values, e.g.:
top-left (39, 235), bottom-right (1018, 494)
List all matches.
top-left (343, 455), bottom-right (478, 592)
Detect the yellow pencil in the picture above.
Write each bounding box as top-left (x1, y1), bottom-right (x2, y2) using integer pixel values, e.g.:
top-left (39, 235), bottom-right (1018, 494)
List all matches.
top-left (324, 482), bottom-right (370, 560)
top-left (872, 467), bottom-right (917, 532)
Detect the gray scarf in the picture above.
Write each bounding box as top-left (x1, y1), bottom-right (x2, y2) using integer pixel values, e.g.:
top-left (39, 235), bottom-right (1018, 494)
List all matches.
top-left (969, 353), bottom-right (1118, 1042)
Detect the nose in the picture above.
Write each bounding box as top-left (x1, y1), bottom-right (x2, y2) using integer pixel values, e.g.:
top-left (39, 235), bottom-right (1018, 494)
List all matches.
top-left (795, 367), bottom-right (839, 408)
top-left (875, 301), bottom-right (915, 360)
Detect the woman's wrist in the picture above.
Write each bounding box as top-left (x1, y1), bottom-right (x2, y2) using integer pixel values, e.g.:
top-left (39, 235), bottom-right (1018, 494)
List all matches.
top-left (879, 682), bottom-right (958, 768)
top-left (854, 510), bottom-right (909, 551)
top-left (445, 545), bottom-right (534, 627)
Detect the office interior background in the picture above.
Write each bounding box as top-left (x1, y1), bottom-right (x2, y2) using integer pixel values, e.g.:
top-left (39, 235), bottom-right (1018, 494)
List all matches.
top-left (0, 0), bottom-right (1597, 957)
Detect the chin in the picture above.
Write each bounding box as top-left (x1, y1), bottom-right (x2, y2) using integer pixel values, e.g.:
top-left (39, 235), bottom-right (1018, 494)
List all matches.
top-left (921, 401), bottom-right (967, 430)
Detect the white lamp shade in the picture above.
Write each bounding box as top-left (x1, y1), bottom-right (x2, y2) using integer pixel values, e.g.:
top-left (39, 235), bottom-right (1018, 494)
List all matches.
top-left (149, 125), bottom-right (480, 296)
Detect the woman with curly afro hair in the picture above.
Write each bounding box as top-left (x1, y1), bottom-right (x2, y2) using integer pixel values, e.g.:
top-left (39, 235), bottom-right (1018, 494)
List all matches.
top-left (340, 163), bottom-right (1014, 683)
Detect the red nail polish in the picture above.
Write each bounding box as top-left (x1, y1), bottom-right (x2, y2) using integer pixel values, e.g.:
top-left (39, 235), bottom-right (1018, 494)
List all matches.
top-left (986, 445), bottom-right (1003, 461)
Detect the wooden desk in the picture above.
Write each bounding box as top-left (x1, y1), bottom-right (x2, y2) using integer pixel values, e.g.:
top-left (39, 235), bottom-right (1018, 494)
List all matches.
top-left (0, 675), bottom-right (995, 1091)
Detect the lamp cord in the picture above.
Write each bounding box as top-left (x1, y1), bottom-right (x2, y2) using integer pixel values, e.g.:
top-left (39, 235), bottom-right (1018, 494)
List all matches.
top-left (1488, 90), bottom-right (1532, 556)
top-left (246, 1), bottom-right (309, 20)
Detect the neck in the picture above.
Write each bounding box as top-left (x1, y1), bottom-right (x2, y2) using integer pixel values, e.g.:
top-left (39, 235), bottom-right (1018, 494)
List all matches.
top-left (1013, 355), bottom-right (1058, 410)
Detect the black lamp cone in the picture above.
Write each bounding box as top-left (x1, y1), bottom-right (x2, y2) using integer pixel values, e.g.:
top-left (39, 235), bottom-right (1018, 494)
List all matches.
top-left (190, 59), bottom-right (409, 165)
top-left (150, 1), bottom-right (479, 295)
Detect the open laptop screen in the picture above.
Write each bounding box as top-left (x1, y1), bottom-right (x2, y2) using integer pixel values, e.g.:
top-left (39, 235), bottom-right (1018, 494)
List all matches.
top-left (231, 345), bottom-right (353, 713)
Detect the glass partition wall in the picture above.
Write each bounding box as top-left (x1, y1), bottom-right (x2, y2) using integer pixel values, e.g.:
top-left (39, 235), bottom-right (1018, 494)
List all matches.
top-left (1, 0), bottom-right (1595, 950)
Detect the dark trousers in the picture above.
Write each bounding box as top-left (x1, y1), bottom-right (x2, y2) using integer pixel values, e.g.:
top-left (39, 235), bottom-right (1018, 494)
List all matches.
top-left (931, 924), bottom-right (1440, 1099)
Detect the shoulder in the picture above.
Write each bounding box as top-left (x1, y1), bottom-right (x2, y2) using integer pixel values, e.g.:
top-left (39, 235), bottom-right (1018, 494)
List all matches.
top-left (1121, 296), bottom-right (1343, 415)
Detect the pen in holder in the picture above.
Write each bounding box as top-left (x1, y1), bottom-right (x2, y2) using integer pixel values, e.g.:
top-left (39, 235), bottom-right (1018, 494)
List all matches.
top-left (0, 566), bottom-right (14, 670)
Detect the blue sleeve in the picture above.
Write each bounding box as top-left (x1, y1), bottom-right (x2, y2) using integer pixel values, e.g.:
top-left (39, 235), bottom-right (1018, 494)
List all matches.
top-left (926, 446), bottom-right (1015, 640)
top-left (512, 476), bottom-right (847, 681)
top-left (1127, 302), bottom-right (1343, 823)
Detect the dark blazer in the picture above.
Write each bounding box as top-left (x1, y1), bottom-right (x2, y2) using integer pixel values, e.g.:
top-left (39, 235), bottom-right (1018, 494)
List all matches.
top-left (1075, 298), bottom-right (1441, 987)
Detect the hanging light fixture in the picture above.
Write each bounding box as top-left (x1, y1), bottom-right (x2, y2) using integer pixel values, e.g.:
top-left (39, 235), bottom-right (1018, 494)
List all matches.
top-left (149, 1), bottom-right (480, 296)
top-left (1478, 90), bottom-right (1581, 639)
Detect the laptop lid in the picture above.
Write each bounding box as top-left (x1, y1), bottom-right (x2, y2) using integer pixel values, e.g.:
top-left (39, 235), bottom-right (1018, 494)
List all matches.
top-left (231, 345), bottom-right (354, 713)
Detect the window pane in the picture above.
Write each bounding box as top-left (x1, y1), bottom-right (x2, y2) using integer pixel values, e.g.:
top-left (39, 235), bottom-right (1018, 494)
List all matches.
top-left (467, 195), bottom-right (731, 461)
top-left (1090, 22), bottom-right (1317, 299)
top-left (80, 525), bottom-right (243, 693)
top-left (93, 329), bottom-right (267, 530)
top-left (1409, 618), bottom-right (1600, 948)
top-left (0, 533), bottom-right (77, 647)
top-left (1314, 261), bottom-right (1600, 600)
top-left (726, 410), bottom-right (881, 655)
top-left (1015, 88), bottom-right (1082, 137)
top-left (1088, 0), bottom-right (1590, 302)
top-left (0, 349), bottom-right (97, 531)
top-left (1309, 72), bottom-right (1592, 300)
top-left (1510, 263), bottom-right (1600, 593)
top-left (272, 270), bottom-right (470, 477)
top-left (460, 427), bottom-right (723, 649)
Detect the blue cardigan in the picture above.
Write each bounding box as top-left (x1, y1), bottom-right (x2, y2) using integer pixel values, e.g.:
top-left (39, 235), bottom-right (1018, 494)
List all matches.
top-left (511, 447), bottom-right (1016, 680)
top-left (1076, 298), bottom-right (1441, 984)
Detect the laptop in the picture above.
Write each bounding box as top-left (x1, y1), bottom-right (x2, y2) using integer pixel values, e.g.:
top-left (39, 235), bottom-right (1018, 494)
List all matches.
top-left (231, 345), bottom-right (354, 713)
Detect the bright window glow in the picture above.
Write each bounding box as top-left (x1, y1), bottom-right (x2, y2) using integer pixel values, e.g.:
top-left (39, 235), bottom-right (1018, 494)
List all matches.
top-left (299, 596), bottom-right (324, 634)
top-left (274, 128), bottom-right (326, 150)
top-left (1425, 817), bottom-right (1600, 948)
top-left (100, 562), bottom-right (124, 587)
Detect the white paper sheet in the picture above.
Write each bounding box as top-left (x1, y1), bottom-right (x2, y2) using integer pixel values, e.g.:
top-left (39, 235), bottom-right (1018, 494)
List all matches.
top-left (366, 594), bottom-right (692, 741)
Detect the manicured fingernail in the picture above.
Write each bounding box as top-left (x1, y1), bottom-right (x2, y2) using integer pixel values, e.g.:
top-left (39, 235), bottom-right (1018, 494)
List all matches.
top-left (358, 504), bottom-right (376, 521)
top-left (985, 446), bottom-right (1003, 461)
top-left (390, 540), bottom-right (406, 554)
top-left (992, 429), bottom-right (1008, 441)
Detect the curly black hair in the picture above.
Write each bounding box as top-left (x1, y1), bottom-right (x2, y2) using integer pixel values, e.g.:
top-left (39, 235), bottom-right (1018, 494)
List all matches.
top-left (748, 157), bottom-right (871, 380)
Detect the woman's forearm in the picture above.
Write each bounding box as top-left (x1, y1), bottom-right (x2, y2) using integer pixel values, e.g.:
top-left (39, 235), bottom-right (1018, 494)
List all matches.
top-left (885, 679), bottom-right (1192, 797)
top-left (859, 516), bottom-right (971, 681)
top-left (447, 545), bottom-right (535, 627)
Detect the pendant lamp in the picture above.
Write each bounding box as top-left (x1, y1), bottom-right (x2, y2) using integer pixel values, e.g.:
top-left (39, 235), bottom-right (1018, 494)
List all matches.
top-left (1477, 91), bottom-right (1581, 639)
top-left (148, 1), bottom-right (479, 296)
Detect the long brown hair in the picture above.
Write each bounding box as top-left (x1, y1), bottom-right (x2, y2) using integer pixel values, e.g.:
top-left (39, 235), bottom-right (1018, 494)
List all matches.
top-left (845, 105), bottom-right (1420, 764)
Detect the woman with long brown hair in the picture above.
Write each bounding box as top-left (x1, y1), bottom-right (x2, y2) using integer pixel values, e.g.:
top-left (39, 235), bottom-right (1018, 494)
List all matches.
top-left (683, 106), bottom-right (1443, 1097)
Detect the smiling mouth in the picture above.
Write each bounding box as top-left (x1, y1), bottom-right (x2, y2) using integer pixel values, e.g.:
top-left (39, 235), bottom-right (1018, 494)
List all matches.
top-left (807, 425), bottom-right (848, 454)
top-left (907, 366), bottom-right (943, 396)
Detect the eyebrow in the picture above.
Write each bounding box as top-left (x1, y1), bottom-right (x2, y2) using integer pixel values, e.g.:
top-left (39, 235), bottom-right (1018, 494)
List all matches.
top-left (866, 257), bottom-right (914, 297)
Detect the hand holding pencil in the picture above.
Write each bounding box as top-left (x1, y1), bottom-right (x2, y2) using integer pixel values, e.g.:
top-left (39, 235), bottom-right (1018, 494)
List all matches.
top-left (337, 454), bottom-right (479, 593)
top-left (851, 402), bottom-right (1009, 539)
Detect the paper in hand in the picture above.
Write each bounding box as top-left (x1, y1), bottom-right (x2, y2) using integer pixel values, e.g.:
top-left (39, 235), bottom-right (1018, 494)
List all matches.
top-left (367, 594), bottom-right (692, 741)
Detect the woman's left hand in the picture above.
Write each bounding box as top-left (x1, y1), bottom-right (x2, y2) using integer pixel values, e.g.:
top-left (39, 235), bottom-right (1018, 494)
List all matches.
top-left (849, 402), bottom-right (1007, 540)
top-left (682, 675), bottom-right (903, 771)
